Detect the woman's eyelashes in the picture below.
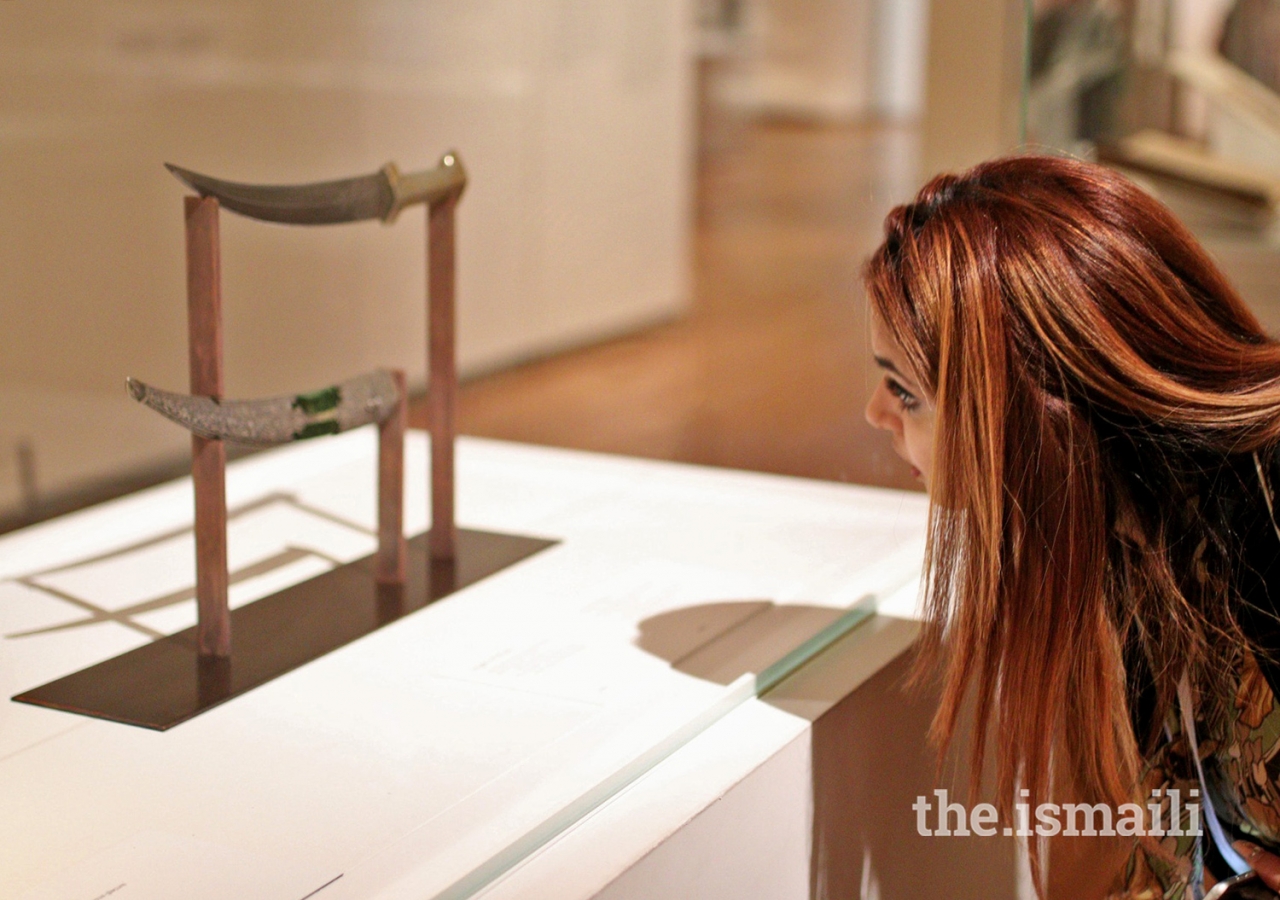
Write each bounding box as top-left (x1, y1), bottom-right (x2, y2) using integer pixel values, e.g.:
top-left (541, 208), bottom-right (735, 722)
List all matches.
top-left (885, 377), bottom-right (920, 412)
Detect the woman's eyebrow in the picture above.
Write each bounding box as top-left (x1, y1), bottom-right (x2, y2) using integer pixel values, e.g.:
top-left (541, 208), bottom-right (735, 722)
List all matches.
top-left (873, 355), bottom-right (901, 375)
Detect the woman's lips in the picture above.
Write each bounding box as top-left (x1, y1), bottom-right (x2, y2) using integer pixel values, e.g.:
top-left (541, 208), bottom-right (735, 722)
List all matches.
top-left (890, 448), bottom-right (921, 481)
top-left (893, 444), bottom-right (921, 480)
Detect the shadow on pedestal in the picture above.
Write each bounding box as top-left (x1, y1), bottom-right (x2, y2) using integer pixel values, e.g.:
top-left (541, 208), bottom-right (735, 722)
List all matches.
top-left (13, 528), bottom-right (555, 730)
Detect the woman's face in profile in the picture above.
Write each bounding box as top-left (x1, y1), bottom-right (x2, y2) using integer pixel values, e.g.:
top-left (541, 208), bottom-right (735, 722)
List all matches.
top-left (865, 313), bottom-right (935, 489)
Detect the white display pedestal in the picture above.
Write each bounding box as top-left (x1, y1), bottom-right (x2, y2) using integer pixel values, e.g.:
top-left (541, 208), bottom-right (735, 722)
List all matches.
top-left (0, 431), bottom-right (1021, 899)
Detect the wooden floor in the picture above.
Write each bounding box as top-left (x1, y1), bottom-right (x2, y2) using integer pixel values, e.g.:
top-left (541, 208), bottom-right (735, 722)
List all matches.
top-left (412, 118), bottom-right (926, 494)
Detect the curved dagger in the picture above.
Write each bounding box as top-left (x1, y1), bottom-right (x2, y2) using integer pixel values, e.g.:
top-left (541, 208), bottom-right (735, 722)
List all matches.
top-left (127, 370), bottom-right (402, 446)
top-left (164, 151), bottom-right (466, 225)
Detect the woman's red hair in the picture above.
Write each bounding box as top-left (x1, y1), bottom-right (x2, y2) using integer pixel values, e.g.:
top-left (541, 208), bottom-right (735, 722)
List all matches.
top-left (865, 154), bottom-right (1280, 888)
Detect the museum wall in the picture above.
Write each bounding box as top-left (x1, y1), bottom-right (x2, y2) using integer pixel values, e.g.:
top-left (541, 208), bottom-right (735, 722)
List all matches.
top-left (0, 0), bottom-right (696, 518)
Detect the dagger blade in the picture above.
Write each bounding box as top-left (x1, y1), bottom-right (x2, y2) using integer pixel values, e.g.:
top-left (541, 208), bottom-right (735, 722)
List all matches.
top-left (165, 163), bottom-right (395, 225)
top-left (165, 153), bottom-right (464, 226)
top-left (127, 370), bottom-right (401, 445)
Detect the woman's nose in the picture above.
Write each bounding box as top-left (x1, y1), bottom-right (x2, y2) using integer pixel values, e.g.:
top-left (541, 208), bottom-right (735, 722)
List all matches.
top-left (865, 383), bottom-right (896, 432)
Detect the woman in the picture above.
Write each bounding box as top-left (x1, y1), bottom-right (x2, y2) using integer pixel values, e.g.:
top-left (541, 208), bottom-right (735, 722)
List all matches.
top-left (862, 154), bottom-right (1280, 897)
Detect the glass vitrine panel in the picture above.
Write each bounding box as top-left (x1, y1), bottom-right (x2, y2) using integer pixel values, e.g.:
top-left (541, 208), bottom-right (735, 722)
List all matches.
top-left (1024, 0), bottom-right (1280, 331)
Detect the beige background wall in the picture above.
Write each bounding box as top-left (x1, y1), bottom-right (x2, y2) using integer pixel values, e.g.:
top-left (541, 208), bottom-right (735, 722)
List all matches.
top-left (0, 1), bottom-right (696, 515)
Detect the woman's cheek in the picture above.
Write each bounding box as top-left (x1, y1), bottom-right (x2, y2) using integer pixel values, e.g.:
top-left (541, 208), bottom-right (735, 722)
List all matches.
top-left (903, 418), bottom-right (935, 483)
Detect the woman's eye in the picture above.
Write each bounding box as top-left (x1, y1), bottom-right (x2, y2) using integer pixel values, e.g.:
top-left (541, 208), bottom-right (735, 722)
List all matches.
top-left (886, 378), bottom-right (920, 412)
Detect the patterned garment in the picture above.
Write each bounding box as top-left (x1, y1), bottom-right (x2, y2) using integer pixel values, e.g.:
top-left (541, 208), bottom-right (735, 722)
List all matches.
top-left (1117, 652), bottom-right (1280, 898)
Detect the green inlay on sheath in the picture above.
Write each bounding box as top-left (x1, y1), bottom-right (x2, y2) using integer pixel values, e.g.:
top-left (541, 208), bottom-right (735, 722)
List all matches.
top-left (293, 420), bottom-right (341, 441)
top-left (293, 386), bottom-right (341, 415)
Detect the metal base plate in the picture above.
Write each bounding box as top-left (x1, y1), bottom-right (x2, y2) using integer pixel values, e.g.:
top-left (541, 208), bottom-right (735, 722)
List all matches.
top-left (12, 529), bottom-right (556, 730)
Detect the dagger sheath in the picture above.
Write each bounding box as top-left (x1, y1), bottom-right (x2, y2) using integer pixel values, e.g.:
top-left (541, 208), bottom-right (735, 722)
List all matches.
top-left (127, 370), bottom-right (402, 446)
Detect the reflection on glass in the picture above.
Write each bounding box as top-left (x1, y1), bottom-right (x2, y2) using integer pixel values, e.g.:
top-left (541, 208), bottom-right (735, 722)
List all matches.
top-left (1027, 0), bottom-right (1126, 155)
top-left (1026, 0), bottom-right (1280, 332)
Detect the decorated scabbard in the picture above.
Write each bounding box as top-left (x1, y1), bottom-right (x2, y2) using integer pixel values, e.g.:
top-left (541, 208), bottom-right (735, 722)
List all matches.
top-left (128, 369), bottom-right (402, 446)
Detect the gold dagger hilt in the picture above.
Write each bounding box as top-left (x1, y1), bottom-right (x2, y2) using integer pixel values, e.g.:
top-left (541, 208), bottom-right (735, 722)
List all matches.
top-left (381, 151), bottom-right (467, 224)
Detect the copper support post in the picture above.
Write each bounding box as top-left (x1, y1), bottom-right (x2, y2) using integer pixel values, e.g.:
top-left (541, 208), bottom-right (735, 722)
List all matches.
top-left (375, 369), bottom-right (407, 584)
top-left (426, 196), bottom-right (458, 561)
top-left (185, 196), bottom-right (231, 658)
